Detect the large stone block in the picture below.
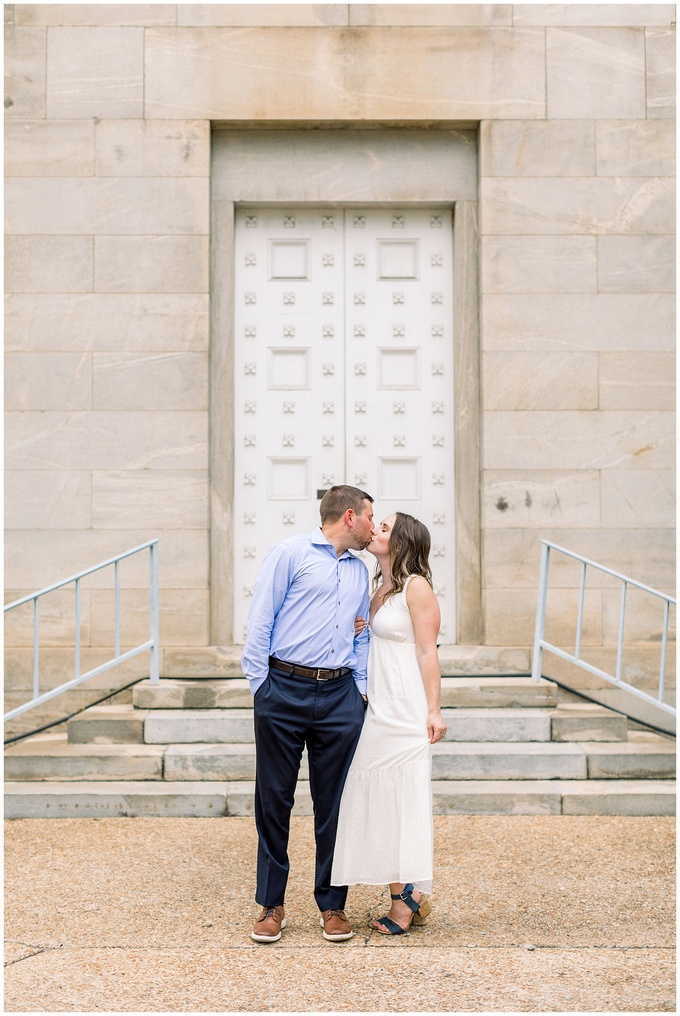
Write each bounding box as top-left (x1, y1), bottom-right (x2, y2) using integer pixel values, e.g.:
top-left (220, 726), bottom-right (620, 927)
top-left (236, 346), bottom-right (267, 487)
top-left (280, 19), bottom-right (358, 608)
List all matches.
top-left (484, 587), bottom-right (603, 647)
top-left (92, 353), bottom-right (208, 411)
top-left (481, 235), bottom-right (596, 293)
top-left (597, 235), bottom-right (675, 293)
top-left (4, 735), bottom-right (166, 782)
top-left (178, 4), bottom-right (347, 26)
top-left (4, 27), bottom-right (46, 118)
top-left (546, 28), bottom-right (645, 119)
top-left (601, 470), bottom-right (675, 530)
top-left (439, 677), bottom-right (557, 708)
top-left (482, 528), bottom-right (675, 590)
top-left (482, 352), bottom-right (598, 410)
top-left (5, 294), bottom-right (209, 353)
top-left (95, 119), bottom-right (210, 177)
top-left (585, 743), bottom-right (676, 780)
top-left (68, 705), bottom-right (146, 744)
top-left (94, 235), bottom-right (209, 294)
top-left (5, 411), bottom-right (208, 471)
top-left (133, 678), bottom-right (252, 710)
top-left (91, 471), bottom-right (208, 529)
top-left (481, 177), bottom-right (674, 235)
top-left (5, 120), bottom-right (95, 176)
top-left (349, 5), bottom-right (513, 26)
top-left (483, 470), bottom-right (601, 530)
top-left (483, 411), bottom-right (674, 470)
top-left (4, 528), bottom-right (208, 591)
top-left (144, 709), bottom-right (254, 744)
top-left (5, 178), bottom-right (210, 234)
top-left (46, 28), bottom-right (143, 118)
top-left (598, 352), bottom-right (675, 411)
top-left (5, 235), bottom-right (93, 294)
top-left (514, 5), bottom-right (675, 26)
top-left (15, 5), bottom-right (176, 25)
top-left (431, 780), bottom-right (562, 816)
top-left (90, 589), bottom-right (209, 648)
top-left (432, 742), bottom-right (587, 780)
top-left (561, 780), bottom-right (675, 815)
top-left (595, 119), bottom-right (676, 176)
top-left (480, 120), bottom-right (595, 177)
top-left (4, 352), bottom-right (92, 410)
top-left (3, 782), bottom-right (230, 818)
top-left (164, 744), bottom-right (258, 781)
top-left (442, 708), bottom-right (552, 742)
top-left (646, 28), bottom-right (676, 118)
top-left (144, 27), bottom-right (546, 120)
top-left (482, 294), bottom-right (674, 350)
top-left (4, 470), bottom-right (92, 529)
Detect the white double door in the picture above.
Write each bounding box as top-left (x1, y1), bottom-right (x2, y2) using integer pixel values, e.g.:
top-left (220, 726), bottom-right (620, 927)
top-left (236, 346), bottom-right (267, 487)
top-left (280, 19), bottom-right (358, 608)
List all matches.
top-left (233, 207), bottom-right (455, 642)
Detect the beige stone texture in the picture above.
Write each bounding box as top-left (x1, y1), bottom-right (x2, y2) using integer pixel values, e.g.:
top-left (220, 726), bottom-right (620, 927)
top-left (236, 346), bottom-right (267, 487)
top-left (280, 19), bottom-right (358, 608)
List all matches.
top-left (6, 178), bottom-right (210, 234)
top-left (602, 584), bottom-right (675, 645)
top-left (484, 588), bottom-right (603, 646)
top-left (5, 352), bottom-right (92, 411)
top-left (46, 28), bottom-right (144, 119)
top-left (90, 589), bottom-right (210, 647)
top-left (15, 5), bottom-right (176, 26)
top-left (597, 235), bottom-right (675, 292)
top-left (5, 411), bottom-right (208, 471)
top-left (92, 353), bottom-right (208, 411)
top-left (546, 28), bottom-right (646, 119)
top-left (4, 470), bottom-right (92, 530)
top-left (6, 294), bottom-right (209, 352)
top-left (514, 4), bottom-right (676, 27)
top-left (4, 26), bottom-right (46, 118)
top-left (5, 120), bottom-right (95, 176)
top-left (4, 529), bottom-right (208, 592)
top-left (4, 587), bottom-right (91, 648)
top-left (91, 471), bottom-right (209, 529)
top-left (483, 470), bottom-right (601, 530)
top-left (5, 235), bottom-right (93, 293)
top-left (600, 469), bottom-right (675, 530)
top-left (480, 119), bottom-right (596, 177)
top-left (482, 529), bottom-right (675, 590)
top-left (144, 27), bottom-right (546, 120)
top-left (94, 235), bottom-right (209, 294)
top-left (483, 352), bottom-right (598, 410)
top-left (482, 293), bottom-right (674, 350)
top-left (94, 119), bottom-right (210, 177)
top-left (595, 119), bottom-right (676, 176)
top-left (178, 4), bottom-right (348, 27)
top-left (212, 128), bottom-right (478, 204)
top-left (484, 410), bottom-right (674, 471)
top-left (646, 27), bottom-right (676, 118)
top-left (598, 351), bottom-right (676, 411)
top-left (350, 4), bottom-right (513, 26)
top-left (4, 648), bottom-right (150, 692)
top-left (481, 235), bottom-right (597, 293)
top-left (481, 176), bottom-right (674, 235)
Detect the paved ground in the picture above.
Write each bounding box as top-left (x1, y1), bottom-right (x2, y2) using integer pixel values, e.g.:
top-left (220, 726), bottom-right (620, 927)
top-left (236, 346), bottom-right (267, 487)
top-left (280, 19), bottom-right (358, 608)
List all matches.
top-left (4, 815), bottom-right (675, 1012)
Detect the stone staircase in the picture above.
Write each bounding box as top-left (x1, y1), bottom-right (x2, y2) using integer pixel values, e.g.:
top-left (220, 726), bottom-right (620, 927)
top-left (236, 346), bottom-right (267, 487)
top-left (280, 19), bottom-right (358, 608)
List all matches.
top-left (5, 676), bottom-right (675, 818)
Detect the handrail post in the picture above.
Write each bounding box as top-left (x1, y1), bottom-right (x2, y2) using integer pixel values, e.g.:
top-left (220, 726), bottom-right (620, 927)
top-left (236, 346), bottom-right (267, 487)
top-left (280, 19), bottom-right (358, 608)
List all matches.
top-left (615, 581), bottom-right (627, 684)
top-left (149, 542), bottom-right (160, 685)
top-left (114, 560), bottom-right (120, 659)
top-left (658, 599), bottom-right (670, 704)
top-left (531, 541), bottom-right (550, 683)
top-left (574, 560), bottom-right (586, 660)
top-left (33, 597), bottom-right (40, 701)
top-left (75, 578), bottom-right (81, 680)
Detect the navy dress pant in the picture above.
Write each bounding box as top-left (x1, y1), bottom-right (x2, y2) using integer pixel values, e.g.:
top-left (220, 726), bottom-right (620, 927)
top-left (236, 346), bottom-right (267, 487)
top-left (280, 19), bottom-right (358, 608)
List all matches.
top-left (253, 663), bottom-right (366, 911)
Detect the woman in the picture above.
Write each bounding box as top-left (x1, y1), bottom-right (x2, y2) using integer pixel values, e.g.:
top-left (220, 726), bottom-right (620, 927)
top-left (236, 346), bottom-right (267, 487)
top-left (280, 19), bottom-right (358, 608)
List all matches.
top-left (331, 511), bottom-right (446, 934)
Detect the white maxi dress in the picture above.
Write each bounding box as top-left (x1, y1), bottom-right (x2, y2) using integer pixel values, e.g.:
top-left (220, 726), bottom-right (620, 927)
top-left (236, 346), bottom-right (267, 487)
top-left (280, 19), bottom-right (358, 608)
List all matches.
top-left (331, 576), bottom-right (434, 891)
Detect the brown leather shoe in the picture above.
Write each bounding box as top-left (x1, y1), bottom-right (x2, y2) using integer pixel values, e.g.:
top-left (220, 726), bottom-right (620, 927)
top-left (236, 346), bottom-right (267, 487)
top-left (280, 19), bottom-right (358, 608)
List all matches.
top-left (251, 905), bottom-right (286, 943)
top-left (319, 908), bottom-right (353, 941)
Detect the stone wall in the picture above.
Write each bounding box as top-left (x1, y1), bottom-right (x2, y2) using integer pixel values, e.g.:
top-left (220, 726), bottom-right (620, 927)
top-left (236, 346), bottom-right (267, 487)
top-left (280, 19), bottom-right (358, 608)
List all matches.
top-left (4, 4), bottom-right (676, 720)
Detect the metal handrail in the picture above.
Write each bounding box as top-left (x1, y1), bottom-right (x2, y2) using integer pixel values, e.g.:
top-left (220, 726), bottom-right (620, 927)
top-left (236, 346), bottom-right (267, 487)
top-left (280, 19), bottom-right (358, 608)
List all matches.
top-left (4, 540), bottom-right (160, 722)
top-left (531, 540), bottom-right (676, 717)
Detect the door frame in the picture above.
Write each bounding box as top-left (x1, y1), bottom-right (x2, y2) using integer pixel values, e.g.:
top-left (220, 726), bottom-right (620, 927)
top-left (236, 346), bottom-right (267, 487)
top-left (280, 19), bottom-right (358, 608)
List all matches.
top-left (210, 126), bottom-right (481, 646)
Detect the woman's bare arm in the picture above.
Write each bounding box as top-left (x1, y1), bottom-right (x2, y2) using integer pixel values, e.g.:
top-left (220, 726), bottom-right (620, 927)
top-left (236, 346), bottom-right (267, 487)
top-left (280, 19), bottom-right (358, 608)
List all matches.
top-left (406, 576), bottom-right (446, 743)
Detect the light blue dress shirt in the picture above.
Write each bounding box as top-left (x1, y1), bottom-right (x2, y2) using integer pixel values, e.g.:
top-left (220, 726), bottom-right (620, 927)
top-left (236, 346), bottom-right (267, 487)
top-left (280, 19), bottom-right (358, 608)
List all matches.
top-left (241, 528), bottom-right (371, 696)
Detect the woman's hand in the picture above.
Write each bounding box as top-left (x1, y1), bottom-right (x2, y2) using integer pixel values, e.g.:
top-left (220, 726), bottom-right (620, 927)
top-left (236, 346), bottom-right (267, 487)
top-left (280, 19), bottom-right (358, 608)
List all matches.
top-left (428, 709), bottom-right (447, 744)
top-left (354, 616), bottom-right (367, 636)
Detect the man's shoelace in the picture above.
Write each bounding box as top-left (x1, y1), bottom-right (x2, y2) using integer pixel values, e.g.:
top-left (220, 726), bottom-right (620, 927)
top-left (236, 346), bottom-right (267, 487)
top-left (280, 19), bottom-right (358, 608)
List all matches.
top-left (261, 907), bottom-right (281, 921)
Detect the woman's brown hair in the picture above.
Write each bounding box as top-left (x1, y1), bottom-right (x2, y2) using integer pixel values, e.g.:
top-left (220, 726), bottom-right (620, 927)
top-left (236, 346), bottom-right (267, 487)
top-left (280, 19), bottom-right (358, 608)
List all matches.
top-left (374, 512), bottom-right (433, 599)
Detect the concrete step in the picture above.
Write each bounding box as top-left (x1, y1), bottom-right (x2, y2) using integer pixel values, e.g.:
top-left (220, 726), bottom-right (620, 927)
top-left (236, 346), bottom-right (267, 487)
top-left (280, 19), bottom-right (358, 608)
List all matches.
top-left (5, 778), bottom-right (675, 819)
top-left (66, 702), bottom-right (630, 745)
top-left (4, 733), bottom-right (165, 781)
top-left (67, 704), bottom-right (147, 744)
top-left (5, 735), bottom-right (674, 783)
top-left (131, 675), bottom-right (558, 710)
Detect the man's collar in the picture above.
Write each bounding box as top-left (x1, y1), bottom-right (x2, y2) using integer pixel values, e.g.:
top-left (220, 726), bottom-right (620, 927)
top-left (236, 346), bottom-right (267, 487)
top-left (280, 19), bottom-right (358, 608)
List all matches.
top-left (311, 527), bottom-right (353, 558)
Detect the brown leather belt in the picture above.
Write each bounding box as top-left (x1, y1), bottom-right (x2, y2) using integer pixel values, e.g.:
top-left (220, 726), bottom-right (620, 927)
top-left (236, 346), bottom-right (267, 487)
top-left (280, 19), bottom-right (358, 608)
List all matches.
top-left (269, 656), bottom-right (351, 681)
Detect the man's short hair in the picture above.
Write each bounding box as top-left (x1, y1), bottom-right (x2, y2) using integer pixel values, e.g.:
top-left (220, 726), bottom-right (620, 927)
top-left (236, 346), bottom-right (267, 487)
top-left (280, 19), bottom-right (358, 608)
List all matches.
top-left (319, 485), bottom-right (374, 525)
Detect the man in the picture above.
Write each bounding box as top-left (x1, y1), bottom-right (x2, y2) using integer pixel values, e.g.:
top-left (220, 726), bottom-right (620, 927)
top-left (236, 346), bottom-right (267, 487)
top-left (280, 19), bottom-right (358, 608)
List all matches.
top-left (242, 485), bottom-right (375, 944)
